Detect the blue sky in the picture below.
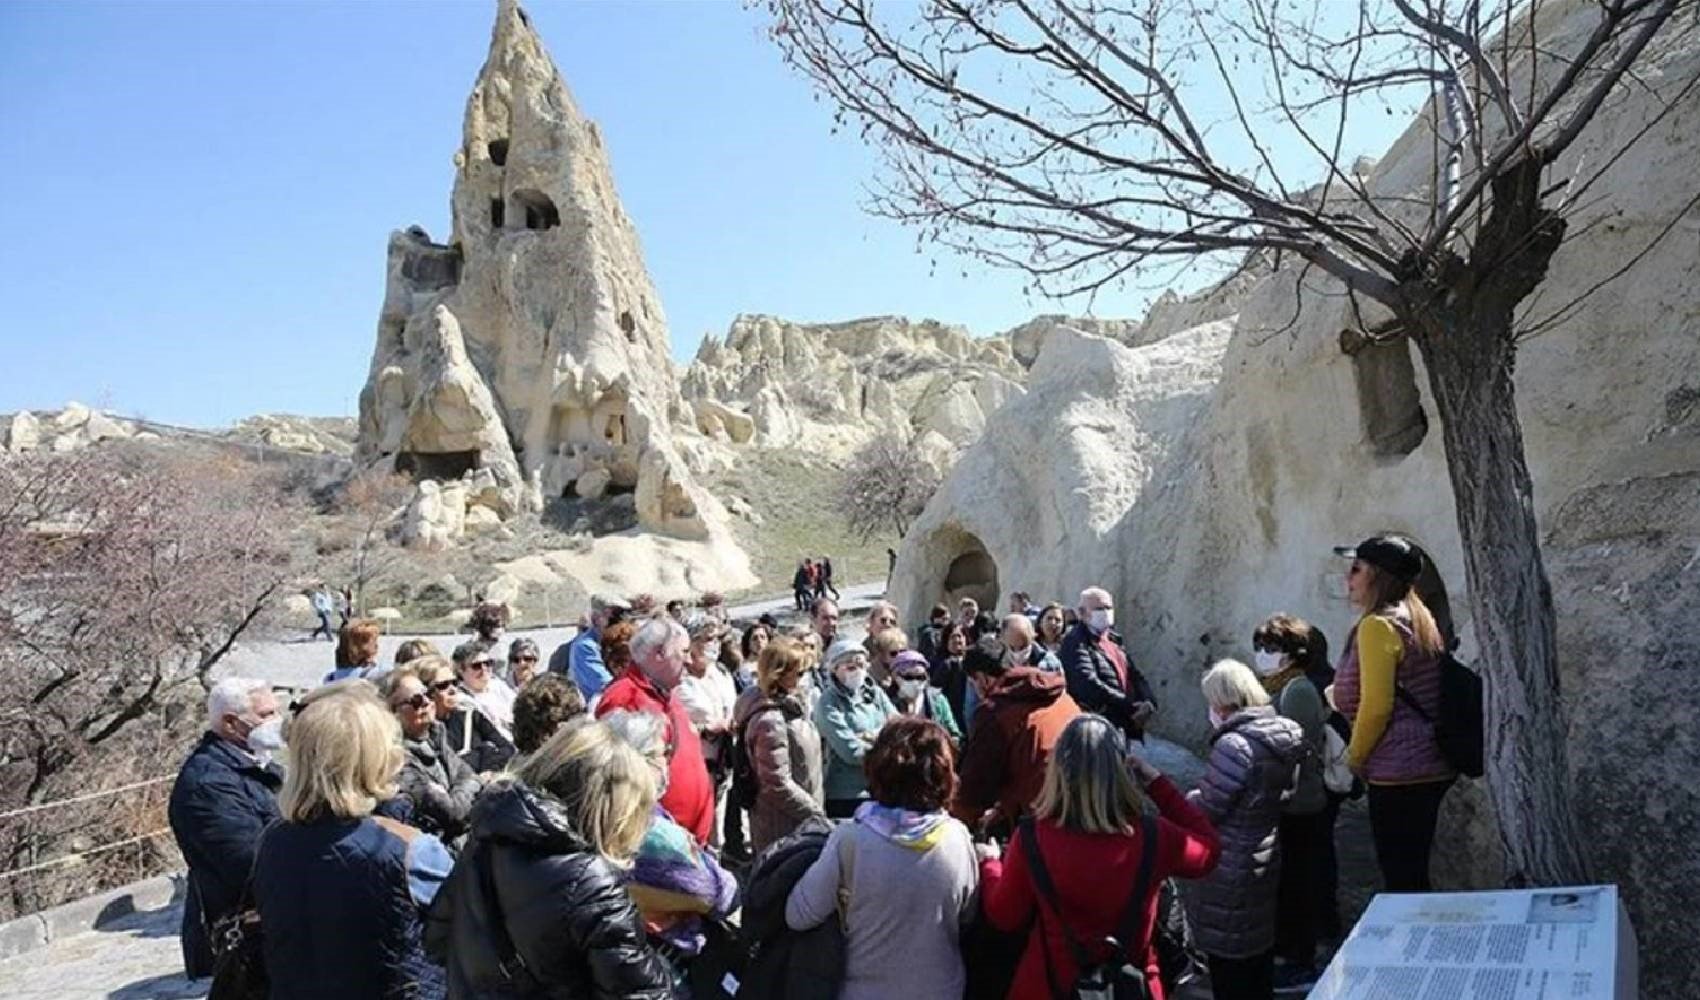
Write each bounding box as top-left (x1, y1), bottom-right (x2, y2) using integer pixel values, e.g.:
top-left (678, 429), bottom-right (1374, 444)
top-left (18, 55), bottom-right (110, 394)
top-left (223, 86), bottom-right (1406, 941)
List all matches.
top-left (0, 1), bottom-right (1409, 427)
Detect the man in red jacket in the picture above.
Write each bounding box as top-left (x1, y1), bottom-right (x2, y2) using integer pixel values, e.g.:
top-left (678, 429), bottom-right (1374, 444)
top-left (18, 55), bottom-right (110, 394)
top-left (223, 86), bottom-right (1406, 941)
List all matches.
top-left (595, 616), bottom-right (715, 845)
top-left (952, 635), bottom-right (1081, 835)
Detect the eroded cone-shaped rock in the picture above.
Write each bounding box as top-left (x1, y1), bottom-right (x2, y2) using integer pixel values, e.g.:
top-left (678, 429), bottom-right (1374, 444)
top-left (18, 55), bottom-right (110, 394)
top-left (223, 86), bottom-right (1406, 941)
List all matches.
top-left (355, 0), bottom-right (731, 546)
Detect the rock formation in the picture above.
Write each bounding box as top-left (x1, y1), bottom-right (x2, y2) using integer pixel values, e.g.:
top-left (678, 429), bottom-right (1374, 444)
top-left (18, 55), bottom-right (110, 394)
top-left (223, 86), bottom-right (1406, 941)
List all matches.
top-left (891, 4), bottom-right (1699, 991)
top-left (355, 0), bottom-right (732, 550)
top-left (680, 313), bottom-right (1029, 460)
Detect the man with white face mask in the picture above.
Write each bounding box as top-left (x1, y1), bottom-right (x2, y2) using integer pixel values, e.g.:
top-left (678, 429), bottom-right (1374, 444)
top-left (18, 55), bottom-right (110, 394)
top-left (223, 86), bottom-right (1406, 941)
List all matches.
top-left (168, 677), bottom-right (285, 979)
top-left (1059, 587), bottom-right (1159, 741)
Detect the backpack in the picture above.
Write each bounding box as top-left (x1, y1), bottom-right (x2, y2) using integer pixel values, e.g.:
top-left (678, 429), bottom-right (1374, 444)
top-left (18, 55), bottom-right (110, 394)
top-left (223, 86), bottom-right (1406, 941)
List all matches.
top-left (729, 702), bottom-right (774, 811)
top-left (1396, 652), bottom-right (1485, 778)
top-left (1021, 814), bottom-right (1158, 1000)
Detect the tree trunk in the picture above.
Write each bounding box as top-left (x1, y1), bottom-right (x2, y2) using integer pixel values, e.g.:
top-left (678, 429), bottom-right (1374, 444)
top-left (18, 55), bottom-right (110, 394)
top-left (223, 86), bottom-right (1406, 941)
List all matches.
top-left (1411, 305), bottom-right (1592, 887)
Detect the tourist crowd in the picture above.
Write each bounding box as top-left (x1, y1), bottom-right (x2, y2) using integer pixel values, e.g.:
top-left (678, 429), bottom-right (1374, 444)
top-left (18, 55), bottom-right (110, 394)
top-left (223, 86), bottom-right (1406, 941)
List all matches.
top-left (168, 533), bottom-right (1461, 1000)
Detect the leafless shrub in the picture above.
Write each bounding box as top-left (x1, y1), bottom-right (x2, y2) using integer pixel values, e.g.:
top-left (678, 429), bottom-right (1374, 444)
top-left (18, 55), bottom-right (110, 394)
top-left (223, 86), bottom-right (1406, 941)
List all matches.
top-left (836, 436), bottom-right (942, 543)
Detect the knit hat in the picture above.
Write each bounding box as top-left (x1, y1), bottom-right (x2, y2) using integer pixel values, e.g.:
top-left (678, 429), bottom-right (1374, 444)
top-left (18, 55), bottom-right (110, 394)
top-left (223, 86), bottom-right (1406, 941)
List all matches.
top-left (824, 637), bottom-right (867, 669)
top-left (891, 650), bottom-right (930, 678)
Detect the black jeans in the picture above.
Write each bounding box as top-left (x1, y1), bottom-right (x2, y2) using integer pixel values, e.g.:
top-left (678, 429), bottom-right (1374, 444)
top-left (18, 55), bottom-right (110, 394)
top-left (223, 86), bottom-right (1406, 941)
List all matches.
top-left (1274, 810), bottom-right (1327, 964)
top-left (1367, 778), bottom-right (1455, 892)
top-left (1315, 795), bottom-right (1345, 941)
top-left (1208, 950), bottom-right (1273, 1000)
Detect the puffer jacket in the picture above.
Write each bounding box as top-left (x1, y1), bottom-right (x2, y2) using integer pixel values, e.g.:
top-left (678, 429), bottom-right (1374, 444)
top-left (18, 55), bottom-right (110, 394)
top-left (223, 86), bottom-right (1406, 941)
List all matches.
top-left (1059, 623), bottom-right (1158, 740)
top-left (1186, 706), bottom-right (1306, 959)
top-left (399, 722), bottom-right (483, 842)
top-left (424, 779), bottom-right (672, 1000)
top-left (737, 691), bottom-right (825, 854)
top-left (813, 676), bottom-right (897, 804)
top-left (256, 815), bottom-right (451, 1000)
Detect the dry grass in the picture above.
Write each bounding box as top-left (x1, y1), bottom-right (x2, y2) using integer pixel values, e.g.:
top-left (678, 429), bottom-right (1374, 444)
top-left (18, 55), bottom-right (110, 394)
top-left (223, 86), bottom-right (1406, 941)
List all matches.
top-left (705, 446), bottom-right (898, 596)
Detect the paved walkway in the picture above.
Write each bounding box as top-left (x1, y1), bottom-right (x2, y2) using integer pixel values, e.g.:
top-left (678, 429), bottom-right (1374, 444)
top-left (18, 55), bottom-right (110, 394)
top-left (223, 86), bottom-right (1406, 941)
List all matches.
top-left (222, 581), bottom-right (889, 691)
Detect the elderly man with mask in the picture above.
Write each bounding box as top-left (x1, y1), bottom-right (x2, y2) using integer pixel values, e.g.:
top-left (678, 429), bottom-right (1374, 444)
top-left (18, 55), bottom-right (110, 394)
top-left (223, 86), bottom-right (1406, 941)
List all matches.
top-left (1060, 586), bottom-right (1159, 741)
top-left (168, 677), bottom-right (285, 979)
top-left (960, 613), bottom-right (1065, 731)
top-left (596, 616), bottom-right (715, 845)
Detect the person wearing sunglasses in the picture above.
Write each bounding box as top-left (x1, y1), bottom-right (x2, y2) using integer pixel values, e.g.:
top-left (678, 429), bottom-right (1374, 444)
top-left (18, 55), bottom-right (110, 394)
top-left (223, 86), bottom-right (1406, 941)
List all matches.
top-left (419, 655), bottom-right (513, 776)
top-left (452, 641), bottom-right (517, 740)
top-left (504, 637), bottom-right (543, 689)
top-left (383, 665), bottom-right (482, 844)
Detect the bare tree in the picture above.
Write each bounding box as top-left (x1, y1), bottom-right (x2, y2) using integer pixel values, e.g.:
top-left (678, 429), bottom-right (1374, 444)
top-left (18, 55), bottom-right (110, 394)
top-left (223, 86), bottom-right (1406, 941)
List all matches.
top-left (0, 445), bottom-right (294, 915)
top-left (338, 469), bottom-right (412, 615)
top-left (769, 0), bottom-right (1697, 885)
top-left (838, 437), bottom-right (944, 543)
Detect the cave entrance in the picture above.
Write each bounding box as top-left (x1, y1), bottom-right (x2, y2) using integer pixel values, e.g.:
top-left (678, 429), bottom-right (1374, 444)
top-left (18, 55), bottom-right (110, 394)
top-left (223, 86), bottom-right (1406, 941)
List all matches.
top-left (941, 533), bottom-right (1000, 614)
top-left (513, 189), bottom-right (560, 230)
top-left (396, 449), bottom-right (480, 481)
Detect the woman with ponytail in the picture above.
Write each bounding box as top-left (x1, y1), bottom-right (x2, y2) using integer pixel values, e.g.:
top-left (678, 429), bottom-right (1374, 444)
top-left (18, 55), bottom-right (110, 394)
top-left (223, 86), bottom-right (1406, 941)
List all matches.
top-left (1330, 535), bottom-right (1455, 892)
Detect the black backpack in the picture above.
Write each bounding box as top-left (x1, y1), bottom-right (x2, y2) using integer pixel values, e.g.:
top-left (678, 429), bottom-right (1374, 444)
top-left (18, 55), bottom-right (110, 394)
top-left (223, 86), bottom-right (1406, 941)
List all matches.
top-left (1396, 652), bottom-right (1485, 778)
top-left (1021, 814), bottom-right (1158, 1000)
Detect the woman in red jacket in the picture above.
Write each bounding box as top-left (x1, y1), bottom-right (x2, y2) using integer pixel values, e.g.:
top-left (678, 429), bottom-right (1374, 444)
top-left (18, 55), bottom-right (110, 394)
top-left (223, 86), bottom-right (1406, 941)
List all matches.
top-left (979, 713), bottom-right (1221, 1000)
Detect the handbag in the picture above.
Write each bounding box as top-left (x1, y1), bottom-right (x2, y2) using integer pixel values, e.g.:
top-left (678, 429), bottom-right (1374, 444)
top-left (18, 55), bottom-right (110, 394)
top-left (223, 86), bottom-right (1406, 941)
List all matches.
top-left (1022, 814), bottom-right (1159, 1000)
top-left (207, 824), bottom-right (275, 1000)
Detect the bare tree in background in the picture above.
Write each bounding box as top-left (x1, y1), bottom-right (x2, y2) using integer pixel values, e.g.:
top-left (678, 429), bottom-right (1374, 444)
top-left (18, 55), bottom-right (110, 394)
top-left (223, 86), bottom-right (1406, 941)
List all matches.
top-left (0, 446), bottom-right (294, 915)
top-left (770, 0), bottom-right (1698, 885)
top-left (339, 469), bottom-right (412, 616)
top-left (839, 437), bottom-right (944, 544)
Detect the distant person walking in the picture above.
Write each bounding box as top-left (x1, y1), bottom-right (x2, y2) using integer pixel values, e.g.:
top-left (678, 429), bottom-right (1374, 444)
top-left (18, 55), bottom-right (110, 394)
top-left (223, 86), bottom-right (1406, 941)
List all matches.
top-left (793, 559), bottom-right (815, 612)
top-left (310, 587), bottom-right (335, 642)
top-left (819, 555), bottom-right (841, 601)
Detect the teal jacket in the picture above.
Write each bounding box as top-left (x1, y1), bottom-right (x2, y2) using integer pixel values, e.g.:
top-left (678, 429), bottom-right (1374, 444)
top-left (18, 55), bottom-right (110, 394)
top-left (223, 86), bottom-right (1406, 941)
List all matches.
top-left (813, 677), bottom-right (897, 802)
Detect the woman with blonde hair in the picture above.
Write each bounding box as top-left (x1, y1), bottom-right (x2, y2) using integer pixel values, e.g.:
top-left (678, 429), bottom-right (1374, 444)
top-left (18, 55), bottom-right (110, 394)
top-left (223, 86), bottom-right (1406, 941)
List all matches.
top-left (735, 637), bottom-right (826, 853)
top-left (426, 718), bottom-right (672, 997)
top-left (254, 688), bottom-right (452, 1000)
top-left (979, 714), bottom-right (1219, 1000)
top-left (1189, 659), bottom-right (1306, 999)
top-left (1331, 534), bottom-right (1456, 893)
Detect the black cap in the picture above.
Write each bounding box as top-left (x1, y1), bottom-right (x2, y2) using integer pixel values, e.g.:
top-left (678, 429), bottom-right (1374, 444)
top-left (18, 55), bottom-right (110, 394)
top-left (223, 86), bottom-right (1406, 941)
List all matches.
top-left (1334, 534), bottom-right (1422, 583)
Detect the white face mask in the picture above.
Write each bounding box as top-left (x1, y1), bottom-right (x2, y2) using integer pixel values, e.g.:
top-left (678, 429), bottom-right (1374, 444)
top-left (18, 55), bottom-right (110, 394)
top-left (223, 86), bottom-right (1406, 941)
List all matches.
top-left (897, 678), bottom-right (926, 702)
top-left (1088, 608), bottom-right (1114, 633)
top-left (838, 668), bottom-right (867, 692)
top-left (1252, 650), bottom-right (1287, 677)
top-left (245, 716), bottom-right (285, 753)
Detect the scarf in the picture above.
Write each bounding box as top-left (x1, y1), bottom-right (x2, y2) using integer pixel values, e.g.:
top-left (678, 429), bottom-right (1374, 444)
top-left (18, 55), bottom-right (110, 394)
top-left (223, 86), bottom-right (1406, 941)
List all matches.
top-left (1261, 664), bottom-right (1306, 698)
top-left (853, 801), bottom-right (952, 852)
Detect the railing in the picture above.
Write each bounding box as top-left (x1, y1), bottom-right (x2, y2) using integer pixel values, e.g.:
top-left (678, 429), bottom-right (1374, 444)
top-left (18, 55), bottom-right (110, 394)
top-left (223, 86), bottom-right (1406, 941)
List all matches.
top-left (0, 775), bottom-right (180, 920)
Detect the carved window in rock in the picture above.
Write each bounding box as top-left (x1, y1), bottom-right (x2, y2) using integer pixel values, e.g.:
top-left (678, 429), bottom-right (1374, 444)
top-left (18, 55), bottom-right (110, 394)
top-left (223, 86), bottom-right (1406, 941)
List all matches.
top-left (490, 197), bottom-right (505, 229)
top-left (604, 413), bottom-right (627, 446)
top-left (1352, 338), bottom-right (1428, 459)
top-left (619, 311), bottom-right (637, 342)
top-left (487, 139), bottom-right (509, 166)
top-left (512, 189), bottom-right (560, 230)
top-left (396, 449), bottom-right (480, 481)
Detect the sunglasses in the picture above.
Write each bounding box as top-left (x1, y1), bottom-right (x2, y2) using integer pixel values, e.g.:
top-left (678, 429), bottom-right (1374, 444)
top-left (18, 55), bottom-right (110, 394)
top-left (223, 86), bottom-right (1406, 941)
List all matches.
top-left (393, 693), bottom-right (429, 711)
top-left (429, 679), bottom-right (458, 694)
top-left (511, 655), bottom-right (539, 664)
top-left (465, 660), bottom-right (492, 671)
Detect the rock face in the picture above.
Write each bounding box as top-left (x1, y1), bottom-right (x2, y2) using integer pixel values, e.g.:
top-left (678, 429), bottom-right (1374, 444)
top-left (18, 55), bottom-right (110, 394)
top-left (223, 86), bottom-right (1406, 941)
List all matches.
top-left (680, 314), bottom-right (1028, 457)
top-left (890, 5), bottom-right (1700, 993)
top-left (355, 0), bottom-right (731, 554)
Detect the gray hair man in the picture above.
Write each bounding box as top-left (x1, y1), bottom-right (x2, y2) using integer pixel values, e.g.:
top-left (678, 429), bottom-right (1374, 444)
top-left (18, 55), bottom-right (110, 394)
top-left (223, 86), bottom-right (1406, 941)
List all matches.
top-left (1058, 587), bottom-right (1158, 741)
top-left (167, 678), bottom-right (284, 978)
top-left (595, 615), bottom-right (714, 844)
top-left (551, 591), bottom-right (628, 703)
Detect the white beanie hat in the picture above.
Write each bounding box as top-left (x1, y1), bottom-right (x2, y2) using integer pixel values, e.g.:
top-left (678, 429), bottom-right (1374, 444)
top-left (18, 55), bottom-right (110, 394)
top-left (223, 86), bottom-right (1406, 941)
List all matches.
top-left (824, 637), bottom-right (866, 669)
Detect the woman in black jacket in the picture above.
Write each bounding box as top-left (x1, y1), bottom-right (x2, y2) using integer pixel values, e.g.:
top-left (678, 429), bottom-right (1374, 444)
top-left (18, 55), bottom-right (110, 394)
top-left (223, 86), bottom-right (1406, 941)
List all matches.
top-left (383, 667), bottom-right (483, 843)
top-left (418, 655), bottom-right (515, 775)
top-left (426, 717), bottom-right (671, 999)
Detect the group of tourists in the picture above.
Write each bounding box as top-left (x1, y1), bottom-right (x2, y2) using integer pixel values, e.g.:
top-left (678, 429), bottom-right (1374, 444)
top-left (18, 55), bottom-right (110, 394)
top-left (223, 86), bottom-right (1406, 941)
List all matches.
top-left (792, 555), bottom-right (841, 611)
top-left (167, 532), bottom-right (1463, 1000)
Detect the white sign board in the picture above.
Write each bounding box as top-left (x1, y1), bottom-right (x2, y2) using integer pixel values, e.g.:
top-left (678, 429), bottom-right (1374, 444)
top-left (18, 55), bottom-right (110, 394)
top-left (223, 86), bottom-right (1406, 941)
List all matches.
top-left (1310, 885), bottom-right (1635, 1000)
